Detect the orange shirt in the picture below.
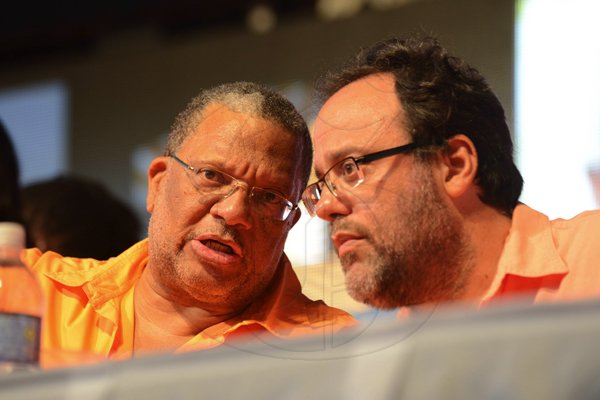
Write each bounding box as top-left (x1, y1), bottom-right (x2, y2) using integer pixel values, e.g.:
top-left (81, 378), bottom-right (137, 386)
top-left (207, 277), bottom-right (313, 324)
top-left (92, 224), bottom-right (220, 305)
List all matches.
top-left (481, 204), bottom-right (600, 305)
top-left (397, 204), bottom-right (600, 318)
top-left (23, 240), bottom-right (356, 368)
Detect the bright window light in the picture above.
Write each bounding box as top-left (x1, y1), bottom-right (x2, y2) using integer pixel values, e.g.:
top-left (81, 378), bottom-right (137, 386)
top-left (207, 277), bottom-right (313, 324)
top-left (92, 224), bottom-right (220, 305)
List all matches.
top-left (516, 0), bottom-right (600, 218)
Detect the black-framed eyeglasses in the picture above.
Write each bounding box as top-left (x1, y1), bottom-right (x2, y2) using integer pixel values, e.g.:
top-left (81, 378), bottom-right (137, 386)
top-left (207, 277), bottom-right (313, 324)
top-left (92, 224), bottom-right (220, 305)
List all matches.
top-left (301, 142), bottom-right (426, 216)
top-left (169, 154), bottom-right (298, 221)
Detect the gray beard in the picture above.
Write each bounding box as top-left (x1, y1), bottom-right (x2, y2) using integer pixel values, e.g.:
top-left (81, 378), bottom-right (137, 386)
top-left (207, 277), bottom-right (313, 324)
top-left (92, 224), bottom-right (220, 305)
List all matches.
top-left (339, 169), bottom-right (473, 309)
top-left (146, 216), bottom-right (258, 309)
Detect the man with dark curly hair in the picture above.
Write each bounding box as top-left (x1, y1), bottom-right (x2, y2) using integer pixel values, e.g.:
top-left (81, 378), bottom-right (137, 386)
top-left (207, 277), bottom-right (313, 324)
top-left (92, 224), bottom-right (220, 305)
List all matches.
top-left (303, 36), bottom-right (600, 309)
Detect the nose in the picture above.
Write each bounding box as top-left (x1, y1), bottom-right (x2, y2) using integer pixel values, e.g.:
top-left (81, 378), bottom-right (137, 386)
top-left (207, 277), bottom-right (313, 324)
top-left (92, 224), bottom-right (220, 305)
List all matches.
top-left (314, 187), bottom-right (351, 222)
top-left (210, 185), bottom-right (252, 229)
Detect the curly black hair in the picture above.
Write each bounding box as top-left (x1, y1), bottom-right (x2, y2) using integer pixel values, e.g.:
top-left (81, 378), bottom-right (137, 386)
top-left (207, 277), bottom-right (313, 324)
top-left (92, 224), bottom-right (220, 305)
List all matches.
top-left (317, 36), bottom-right (523, 216)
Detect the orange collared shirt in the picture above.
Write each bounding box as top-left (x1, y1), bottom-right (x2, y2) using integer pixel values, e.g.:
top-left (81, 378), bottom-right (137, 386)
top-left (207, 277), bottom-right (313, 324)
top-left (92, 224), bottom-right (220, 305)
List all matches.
top-left (397, 204), bottom-right (600, 319)
top-left (481, 204), bottom-right (600, 305)
top-left (23, 240), bottom-right (356, 368)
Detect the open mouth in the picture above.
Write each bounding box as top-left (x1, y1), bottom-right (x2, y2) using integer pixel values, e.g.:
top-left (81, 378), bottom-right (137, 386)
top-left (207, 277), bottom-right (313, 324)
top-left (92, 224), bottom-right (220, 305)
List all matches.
top-left (201, 239), bottom-right (235, 255)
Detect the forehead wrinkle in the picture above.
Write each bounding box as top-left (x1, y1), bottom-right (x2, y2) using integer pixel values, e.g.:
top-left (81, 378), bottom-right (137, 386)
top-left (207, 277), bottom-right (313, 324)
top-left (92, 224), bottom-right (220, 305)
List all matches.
top-left (317, 74), bottom-right (400, 130)
top-left (314, 115), bottom-right (385, 158)
top-left (234, 121), bottom-right (298, 182)
top-left (230, 119), bottom-right (300, 197)
top-left (313, 73), bottom-right (411, 185)
top-left (315, 107), bottom-right (387, 133)
top-left (316, 72), bottom-right (409, 134)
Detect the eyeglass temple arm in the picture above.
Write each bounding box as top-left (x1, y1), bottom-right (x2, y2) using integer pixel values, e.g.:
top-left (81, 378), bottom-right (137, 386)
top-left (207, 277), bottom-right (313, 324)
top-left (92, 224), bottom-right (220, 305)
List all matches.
top-left (355, 142), bottom-right (423, 165)
top-left (169, 154), bottom-right (196, 172)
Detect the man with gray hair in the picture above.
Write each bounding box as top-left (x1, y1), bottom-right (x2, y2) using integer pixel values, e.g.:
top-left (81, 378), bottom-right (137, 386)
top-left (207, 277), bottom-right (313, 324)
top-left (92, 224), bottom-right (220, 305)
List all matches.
top-left (24, 82), bottom-right (355, 368)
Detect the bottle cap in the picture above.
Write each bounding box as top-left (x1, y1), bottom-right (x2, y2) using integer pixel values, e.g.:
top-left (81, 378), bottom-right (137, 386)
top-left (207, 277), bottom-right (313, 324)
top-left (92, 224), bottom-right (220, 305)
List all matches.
top-left (0, 222), bottom-right (25, 249)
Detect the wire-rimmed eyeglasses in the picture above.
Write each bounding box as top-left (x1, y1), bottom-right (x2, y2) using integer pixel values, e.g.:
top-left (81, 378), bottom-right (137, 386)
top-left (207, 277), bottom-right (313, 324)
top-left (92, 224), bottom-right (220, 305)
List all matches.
top-left (301, 142), bottom-right (427, 216)
top-left (169, 154), bottom-right (298, 221)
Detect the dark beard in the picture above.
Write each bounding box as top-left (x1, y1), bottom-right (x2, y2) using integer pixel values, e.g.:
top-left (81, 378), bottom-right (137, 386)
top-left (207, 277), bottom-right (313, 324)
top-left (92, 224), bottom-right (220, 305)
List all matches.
top-left (339, 167), bottom-right (473, 309)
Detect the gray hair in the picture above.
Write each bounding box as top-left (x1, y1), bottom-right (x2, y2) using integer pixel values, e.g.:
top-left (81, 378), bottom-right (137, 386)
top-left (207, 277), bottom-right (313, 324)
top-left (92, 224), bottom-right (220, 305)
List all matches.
top-left (166, 82), bottom-right (312, 190)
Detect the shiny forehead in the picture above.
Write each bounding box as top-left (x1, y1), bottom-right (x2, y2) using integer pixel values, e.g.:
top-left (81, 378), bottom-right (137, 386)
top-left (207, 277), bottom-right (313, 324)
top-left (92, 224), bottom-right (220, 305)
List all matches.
top-left (317, 74), bottom-right (399, 128)
top-left (180, 104), bottom-right (304, 197)
top-left (313, 73), bottom-right (409, 175)
top-left (190, 103), bottom-right (298, 156)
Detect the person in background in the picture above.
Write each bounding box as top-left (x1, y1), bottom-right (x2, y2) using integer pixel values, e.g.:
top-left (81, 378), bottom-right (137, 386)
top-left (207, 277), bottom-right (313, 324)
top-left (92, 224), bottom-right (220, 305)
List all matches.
top-left (21, 175), bottom-right (141, 260)
top-left (303, 35), bottom-right (600, 310)
top-left (0, 119), bottom-right (22, 223)
top-left (23, 82), bottom-right (356, 368)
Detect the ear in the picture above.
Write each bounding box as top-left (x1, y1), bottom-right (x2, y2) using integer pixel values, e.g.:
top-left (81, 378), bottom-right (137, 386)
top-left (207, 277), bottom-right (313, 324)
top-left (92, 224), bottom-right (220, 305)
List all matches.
top-left (439, 134), bottom-right (478, 199)
top-left (146, 157), bottom-right (168, 213)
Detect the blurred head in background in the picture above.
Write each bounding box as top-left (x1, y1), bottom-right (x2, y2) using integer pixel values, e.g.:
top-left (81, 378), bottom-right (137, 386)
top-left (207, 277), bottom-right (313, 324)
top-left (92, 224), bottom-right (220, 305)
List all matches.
top-left (21, 175), bottom-right (141, 259)
top-left (0, 119), bottom-right (22, 223)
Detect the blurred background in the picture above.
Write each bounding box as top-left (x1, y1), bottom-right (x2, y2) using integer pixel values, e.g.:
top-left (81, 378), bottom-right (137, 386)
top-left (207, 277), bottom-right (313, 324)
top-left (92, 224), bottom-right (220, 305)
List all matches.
top-left (1, 0), bottom-right (599, 314)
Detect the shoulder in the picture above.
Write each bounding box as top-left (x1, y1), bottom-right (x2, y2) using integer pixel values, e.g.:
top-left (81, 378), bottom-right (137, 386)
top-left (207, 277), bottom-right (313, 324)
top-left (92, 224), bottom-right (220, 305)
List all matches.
top-left (514, 204), bottom-right (600, 239)
top-left (550, 209), bottom-right (600, 246)
top-left (549, 210), bottom-right (600, 299)
top-left (23, 247), bottom-right (107, 274)
top-left (551, 209), bottom-right (600, 229)
top-left (23, 239), bottom-right (148, 282)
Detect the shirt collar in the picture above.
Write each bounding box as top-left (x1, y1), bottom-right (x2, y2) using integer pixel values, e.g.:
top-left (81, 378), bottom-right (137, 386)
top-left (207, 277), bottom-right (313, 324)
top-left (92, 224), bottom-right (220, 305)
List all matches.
top-left (41, 241), bottom-right (351, 349)
top-left (482, 204), bottom-right (568, 301)
top-left (501, 204), bottom-right (568, 276)
top-left (40, 240), bottom-right (149, 308)
top-left (204, 253), bottom-right (317, 338)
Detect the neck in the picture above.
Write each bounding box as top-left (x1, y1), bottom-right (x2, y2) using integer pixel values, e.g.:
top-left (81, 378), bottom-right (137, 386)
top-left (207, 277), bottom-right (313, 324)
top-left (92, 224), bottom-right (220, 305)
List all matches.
top-left (459, 204), bottom-right (512, 302)
top-left (132, 267), bottom-right (236, 353)
top-left (450, 188), bottom-right (512, 303)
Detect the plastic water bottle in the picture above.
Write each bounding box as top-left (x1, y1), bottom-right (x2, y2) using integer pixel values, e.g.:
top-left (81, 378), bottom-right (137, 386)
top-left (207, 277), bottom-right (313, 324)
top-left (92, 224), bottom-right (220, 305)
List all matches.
top-left (0, 222), bottom-right (43, 372)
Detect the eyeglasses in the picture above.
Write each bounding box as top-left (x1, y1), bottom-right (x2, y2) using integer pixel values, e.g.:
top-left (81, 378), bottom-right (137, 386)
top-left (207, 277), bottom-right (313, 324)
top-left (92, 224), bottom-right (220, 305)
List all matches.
top-left (169, 154), bottom-right (298, 221)
top-left (301, 142), bottom-right (426, 216)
